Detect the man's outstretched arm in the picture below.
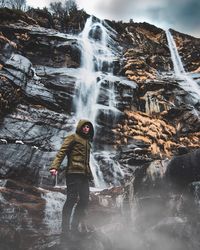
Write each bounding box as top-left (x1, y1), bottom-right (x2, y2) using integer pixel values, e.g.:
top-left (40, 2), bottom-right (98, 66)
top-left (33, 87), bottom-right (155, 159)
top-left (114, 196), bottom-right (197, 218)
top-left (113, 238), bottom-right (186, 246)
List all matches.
top-left (49, 134), bottom-right (75, 175)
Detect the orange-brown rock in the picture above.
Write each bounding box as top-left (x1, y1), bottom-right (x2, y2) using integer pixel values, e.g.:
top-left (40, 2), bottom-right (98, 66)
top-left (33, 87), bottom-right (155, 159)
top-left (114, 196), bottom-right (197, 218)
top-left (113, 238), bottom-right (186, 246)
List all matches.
top-left (0, 32), bottom-right (17, 48)
top-left (114, 111), bottom-right (200, 158)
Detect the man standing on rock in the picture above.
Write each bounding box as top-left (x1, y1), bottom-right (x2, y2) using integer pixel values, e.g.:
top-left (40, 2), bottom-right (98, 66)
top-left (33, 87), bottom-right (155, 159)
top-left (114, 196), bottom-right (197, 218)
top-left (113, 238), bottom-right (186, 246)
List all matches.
top-left (49, 119), bottom-right (94, 238)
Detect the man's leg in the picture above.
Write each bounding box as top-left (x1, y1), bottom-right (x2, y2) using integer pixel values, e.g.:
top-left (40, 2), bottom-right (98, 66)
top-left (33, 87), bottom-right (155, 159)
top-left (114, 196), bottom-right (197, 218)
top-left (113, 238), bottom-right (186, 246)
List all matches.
top-left (62, 175), bottom-right (78, 234)
top-left (71, 175), bottom-right (89, 232)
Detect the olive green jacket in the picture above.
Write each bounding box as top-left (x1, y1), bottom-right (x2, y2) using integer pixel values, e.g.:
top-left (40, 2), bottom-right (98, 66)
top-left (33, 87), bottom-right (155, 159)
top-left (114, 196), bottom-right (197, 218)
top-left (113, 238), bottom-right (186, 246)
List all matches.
top-left (50, 119), bottom-right (94, 177)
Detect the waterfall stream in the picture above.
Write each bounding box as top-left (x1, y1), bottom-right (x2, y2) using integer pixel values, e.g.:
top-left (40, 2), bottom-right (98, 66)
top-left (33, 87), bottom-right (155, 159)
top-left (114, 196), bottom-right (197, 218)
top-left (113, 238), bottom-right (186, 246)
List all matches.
top-left (166, 29), bottom-right (200, 101)
top-left (74, 17), bottom-right (113, 187)
top-left (70, 16), bottom-right (124, 188)
top-left (74, 16), bottom-right (117, 124)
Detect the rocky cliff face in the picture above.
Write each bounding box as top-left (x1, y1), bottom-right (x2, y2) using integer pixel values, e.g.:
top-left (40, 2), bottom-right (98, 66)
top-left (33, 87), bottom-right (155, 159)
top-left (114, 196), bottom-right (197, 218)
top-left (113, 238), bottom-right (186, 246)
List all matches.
top-left (0, 8), bottom-right (200, 250)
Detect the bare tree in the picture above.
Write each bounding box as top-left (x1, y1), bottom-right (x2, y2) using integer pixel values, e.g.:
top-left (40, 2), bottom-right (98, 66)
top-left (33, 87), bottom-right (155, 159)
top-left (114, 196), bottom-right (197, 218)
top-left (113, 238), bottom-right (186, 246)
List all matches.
top-left (2, 0), bottom-right (26, 10)
top-left (50, 0), bottom-right (77, 17)
top-left (49, 0), bottom-right (79, 31)
top-left (65, 0), bottom-right (77, 15)
top-left (50, 1), bottom-right (65, 18)
top-left (0, 0), bottom-right (8, 7)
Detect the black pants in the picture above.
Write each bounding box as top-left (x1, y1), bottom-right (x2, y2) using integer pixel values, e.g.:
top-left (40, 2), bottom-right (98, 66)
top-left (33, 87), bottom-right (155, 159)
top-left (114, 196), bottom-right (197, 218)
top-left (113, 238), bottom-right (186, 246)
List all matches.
top-left (62, 174), bottom-right (89, 233)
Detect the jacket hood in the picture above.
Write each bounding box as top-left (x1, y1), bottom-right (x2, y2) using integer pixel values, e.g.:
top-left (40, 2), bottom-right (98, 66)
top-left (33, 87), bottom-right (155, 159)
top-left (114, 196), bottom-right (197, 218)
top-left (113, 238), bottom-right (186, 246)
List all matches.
top-left (76, 119), bottom-right (94, 140)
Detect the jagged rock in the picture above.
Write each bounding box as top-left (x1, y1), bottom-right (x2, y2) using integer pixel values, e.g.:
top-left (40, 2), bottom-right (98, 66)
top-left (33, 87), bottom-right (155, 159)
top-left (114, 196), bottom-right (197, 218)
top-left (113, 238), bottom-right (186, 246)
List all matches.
top-left (0, 8), bottom-right (200, 250)
top-left (5, 53), bottom-right (32, 75)
top-left (114, 107), bottom-right (200, 158)
top-left (166, 148), bottom-right (200, 188)
top-left (0, 31), bottom-right (17, 61)
top-left (26, 8), bottom-right (54, 29)
top-left (0, 179), bottom-right (47, 249)
top-left (0, 224), bottom-right (21, 250)
top-left (0, 8), bottom-right (37, 26)
top-left (97, 74), bottom-right (138, 111)
top-left (0, 144), bottom-right (53, 184)
top-left (0, 23), bottom-right (81, 68)
top-left (0, 76), bottom-right (22, 117)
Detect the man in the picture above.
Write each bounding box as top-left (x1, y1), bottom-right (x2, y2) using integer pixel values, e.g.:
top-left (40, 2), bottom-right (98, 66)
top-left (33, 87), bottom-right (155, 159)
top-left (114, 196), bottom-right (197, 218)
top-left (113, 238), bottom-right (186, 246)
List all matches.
top-left (49, 119), bottom-right (94, 237)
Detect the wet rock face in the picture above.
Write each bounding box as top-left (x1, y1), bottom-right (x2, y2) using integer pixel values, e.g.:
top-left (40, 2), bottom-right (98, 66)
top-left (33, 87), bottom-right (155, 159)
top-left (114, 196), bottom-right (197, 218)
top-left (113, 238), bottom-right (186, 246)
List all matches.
top-left (0, 76), bottom-right (22, 117)
top-left (0, 144), bottom-right (55, 185)
top-left (0, 9), bottom-right (199, 185)
top-left (0, 8), bottom-right (200, 250)
top-left (114, 110), bottom-right (200, 158)
top-left (118, 24), bottom-right (171, 83)
top-left (23, 34), bottom-right (81, 68)
top-left (126, 149), bottom-right (200, 250)
top-left (0, 23), bottom-right (81, 68)
top-left (0, 179), bottom-right (46, 250)
top-left (116, 24), bottom-right (200, 83)
top-left (0, 9), bottom-right (199, 172)
top-left (0, 180), bottom-right (121, 250)
top-left (0, 102), bottom-right (75, 185)
top-left (0, 224), bottom-right (21, 250)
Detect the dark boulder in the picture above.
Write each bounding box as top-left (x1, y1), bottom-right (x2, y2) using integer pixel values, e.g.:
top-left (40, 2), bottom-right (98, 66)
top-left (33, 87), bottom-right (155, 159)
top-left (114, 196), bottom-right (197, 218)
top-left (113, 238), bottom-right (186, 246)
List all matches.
top-left (166, 148), bottom-right (200, 188)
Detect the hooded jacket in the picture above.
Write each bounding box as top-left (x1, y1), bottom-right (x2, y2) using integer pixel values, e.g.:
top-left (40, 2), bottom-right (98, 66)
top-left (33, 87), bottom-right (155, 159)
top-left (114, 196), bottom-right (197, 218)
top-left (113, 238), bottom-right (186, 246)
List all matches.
top-left (50, 119), bottom-right (94, 177)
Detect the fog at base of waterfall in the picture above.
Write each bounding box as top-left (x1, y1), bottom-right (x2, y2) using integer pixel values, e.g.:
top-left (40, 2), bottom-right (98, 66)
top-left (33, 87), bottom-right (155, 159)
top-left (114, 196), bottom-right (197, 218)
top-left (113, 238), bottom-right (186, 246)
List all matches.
top-left (39, 183), bottom-right (200, 250)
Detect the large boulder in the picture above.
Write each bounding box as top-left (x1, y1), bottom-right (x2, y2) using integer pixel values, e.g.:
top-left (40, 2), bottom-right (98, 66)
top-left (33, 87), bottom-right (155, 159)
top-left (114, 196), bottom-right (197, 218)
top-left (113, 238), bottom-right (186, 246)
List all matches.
top-left (166, 148), bottom-right (200, 188)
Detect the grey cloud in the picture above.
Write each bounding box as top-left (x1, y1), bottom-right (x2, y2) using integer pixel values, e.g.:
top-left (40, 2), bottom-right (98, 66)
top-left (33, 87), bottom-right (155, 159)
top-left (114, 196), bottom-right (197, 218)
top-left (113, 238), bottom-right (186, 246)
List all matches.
top-left (93, 0), bottom-right (200, 37)
top-left (45, 0), bottom-right (200, 37)
top-left (154, 0), bottom-right (200, 32)
top-left (94, 0), bottom-right (164, 20)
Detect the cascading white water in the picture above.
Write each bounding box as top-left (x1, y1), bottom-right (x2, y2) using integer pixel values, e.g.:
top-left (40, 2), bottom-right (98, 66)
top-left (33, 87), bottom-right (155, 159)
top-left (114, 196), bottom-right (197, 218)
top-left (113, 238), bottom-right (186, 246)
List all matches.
top-left (165, 30), bottom-right (185, 76)
top-left (166, 29), bottom-right (200, 101)
top-left (41, 188), bottom-right (65, 234)
top-left (73, 16), bottom-right (124, 188)
top-left (95, 151), bottom-right (125, 186)
top-left (74, 16), bottom-right (116, 124)
top-left (90, 154), bottom-right (107, 188)
top-left (108, 82), bottom-right (117, 108)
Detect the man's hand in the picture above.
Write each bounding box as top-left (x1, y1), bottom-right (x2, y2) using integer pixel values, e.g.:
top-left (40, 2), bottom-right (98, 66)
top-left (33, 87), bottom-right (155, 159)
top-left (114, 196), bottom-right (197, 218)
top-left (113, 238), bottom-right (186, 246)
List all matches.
top-left (50, 169), bottom-right (58, 176)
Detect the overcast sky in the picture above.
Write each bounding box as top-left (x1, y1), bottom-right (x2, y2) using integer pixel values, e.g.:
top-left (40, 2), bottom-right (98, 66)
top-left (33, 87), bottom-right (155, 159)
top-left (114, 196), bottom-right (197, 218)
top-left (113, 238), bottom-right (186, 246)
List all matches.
top-left (26, 0), bottom-right (200, 38)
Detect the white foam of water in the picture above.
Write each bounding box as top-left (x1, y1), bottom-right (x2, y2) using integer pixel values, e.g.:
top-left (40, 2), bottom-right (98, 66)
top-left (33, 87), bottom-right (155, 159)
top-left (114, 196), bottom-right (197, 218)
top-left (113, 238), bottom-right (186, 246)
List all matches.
top-left (95, 151), bottom-right (125, 186)
top-left (90, 154), bottom-right (108, 188)
top-left (166, 29), bottom-right (200, 101)
top-left (41, 190), bottom-right (65, 234)
top-left (74, 16), bottom-right (118, 124)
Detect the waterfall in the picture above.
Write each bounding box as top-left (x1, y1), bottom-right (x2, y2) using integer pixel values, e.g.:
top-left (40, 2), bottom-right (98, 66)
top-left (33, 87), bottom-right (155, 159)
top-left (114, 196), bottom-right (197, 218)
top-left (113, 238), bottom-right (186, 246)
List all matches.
top-left (74, 16), bottom-right (117, 124)
top-left (166, 29), bottom-right (200, 101)
top-left (92, 150), bottom-right (125, 187)
top-left (90, 154), bottom-right (107, 188)
top-left (165, 30), bottom-right (185, 76)
top-left (72, 16), bottom-right (121, 188)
